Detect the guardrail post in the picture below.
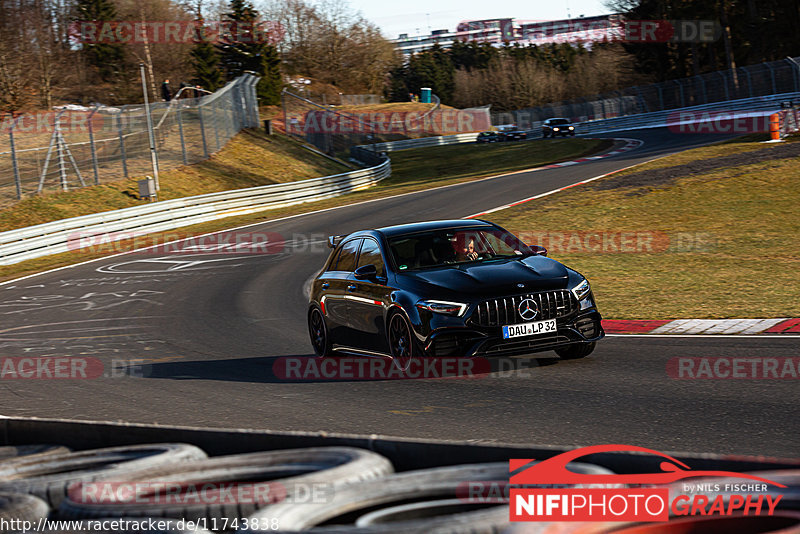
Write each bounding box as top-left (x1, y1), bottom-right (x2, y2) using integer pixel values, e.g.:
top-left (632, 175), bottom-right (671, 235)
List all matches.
top-left (87, 107), bottom-right (100, 185)
top-left (764, 62), bottom-right (777, 94)
top-left (742, 68), bottom-right (753, 98)
top-left (232, 84), bottom-right (242, 132)
top-left (197, 104), bottom-right (209, 158)
top-left (116, 111), bottom-right (129, 178)
top-left (696, 76), bottom-right (707, 104)
top-left (8, 117), bottom-right (22, 199)
top-left (635, 87), bottom-right (649, 113)
top-left (211, 100), bottom-right (221, 151)
top-left (718, 72), bottom-right (729, 101)
top-left (787, 57), bottom-right (800, 92)
top-left (55, 112), bottom-right (68, 191)
top-left (176, 103), bottom-right (188, 165)
top-left (656, 84), bottom-right (664, 111)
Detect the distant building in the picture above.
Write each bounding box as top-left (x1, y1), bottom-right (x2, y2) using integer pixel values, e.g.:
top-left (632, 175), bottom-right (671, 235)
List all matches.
top-left (391, 14), bottom-right (622, 57)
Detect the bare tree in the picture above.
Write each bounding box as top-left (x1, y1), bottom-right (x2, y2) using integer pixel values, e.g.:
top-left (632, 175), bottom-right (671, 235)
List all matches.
top-left (262, 0), bottom-right (396, 94)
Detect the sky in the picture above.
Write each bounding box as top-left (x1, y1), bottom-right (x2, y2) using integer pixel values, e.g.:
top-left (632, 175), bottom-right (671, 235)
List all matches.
top-left (346, 0), bottom-right (612, 39)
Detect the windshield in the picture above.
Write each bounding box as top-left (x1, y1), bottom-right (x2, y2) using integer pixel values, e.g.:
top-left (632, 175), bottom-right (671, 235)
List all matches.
top-left (550, 118), bottom-right (570, 125)
top-left (388, 228), bottom-right (533, 271)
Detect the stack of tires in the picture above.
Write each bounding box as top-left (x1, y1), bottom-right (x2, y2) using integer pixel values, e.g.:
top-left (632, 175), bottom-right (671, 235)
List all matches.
top-left (0, 442), bottom-right (518, 533)
top-left (1, 443), bottom-right (798, 533)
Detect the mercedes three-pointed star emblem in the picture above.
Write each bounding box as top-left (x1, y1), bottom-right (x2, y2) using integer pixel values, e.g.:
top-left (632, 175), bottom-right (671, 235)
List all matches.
top-left (518, 298), bottom-right (538, 321)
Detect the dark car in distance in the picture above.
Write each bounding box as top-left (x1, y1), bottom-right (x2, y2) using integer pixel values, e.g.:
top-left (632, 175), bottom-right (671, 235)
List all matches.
top-left (496, 125), bottom-right (528, 141)
top-left (307, 220), bottom-right (603, 369)
top-left (542, 118), bottom-right (576, 137)
top-left (476, 131), bottom-right (500, 143)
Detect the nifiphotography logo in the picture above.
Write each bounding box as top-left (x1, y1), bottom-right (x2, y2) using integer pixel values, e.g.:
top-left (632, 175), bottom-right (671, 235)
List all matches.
top-left (509, 444), bottom-right (785, 522)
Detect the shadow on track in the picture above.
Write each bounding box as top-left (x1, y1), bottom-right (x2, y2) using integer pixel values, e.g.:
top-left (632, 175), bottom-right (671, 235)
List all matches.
top-left (133, 354), bottom-right (562, 383)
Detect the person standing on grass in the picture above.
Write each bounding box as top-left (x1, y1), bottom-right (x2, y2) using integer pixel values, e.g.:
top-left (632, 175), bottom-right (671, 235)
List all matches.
top-left (161, 79), bottom-right (172, 101)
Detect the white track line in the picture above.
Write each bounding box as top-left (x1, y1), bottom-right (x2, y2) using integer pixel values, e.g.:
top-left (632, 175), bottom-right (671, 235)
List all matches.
top-left (465, 142), bottom-right (654, 219)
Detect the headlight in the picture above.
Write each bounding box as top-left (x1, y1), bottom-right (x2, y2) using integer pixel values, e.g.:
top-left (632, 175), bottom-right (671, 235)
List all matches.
top-left (571, 279), bottom-right (591, 301)
top-left (568, 126), bottom-right (574, 130)
top-left (553, 127), bottom-right (559, 131)
top-left (416, 300), bottom-right (468, 317)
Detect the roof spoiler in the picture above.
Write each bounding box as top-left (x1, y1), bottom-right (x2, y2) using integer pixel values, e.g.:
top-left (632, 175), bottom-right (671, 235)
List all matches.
top-left (327, 235), bottom-right (345, 249)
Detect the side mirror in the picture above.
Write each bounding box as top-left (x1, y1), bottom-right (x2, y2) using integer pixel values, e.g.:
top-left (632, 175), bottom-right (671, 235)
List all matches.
top-left (354, 264), bottom-right (378, 280)
top-left (529, 245), bottom-right (547, 257)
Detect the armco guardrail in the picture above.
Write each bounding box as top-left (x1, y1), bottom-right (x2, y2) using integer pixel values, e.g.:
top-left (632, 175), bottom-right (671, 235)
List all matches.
top-left (0, 158), bottom-right (390, 265)
top-left (366, 132), bottom-right (481, 152)
top-left (579, 92), bottom-right (800, 134)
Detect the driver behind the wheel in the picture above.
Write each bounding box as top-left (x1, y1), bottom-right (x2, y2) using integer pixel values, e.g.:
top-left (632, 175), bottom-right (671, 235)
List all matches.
top-left (464, 239), bottom-right (479, 261)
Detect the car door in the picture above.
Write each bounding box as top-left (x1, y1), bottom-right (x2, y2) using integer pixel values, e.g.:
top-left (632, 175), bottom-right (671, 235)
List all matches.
top-left (319, 238), bottom-right (362, 347)
top-left (345, 238), bottom-right (391, 353)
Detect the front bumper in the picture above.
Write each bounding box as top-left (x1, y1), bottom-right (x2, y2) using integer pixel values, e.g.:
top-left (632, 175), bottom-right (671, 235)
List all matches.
top-left (420, 309), bottom-right (604, 358)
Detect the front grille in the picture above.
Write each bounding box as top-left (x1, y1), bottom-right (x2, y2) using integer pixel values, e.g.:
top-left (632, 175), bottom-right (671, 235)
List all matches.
top-left (471, 290), bottom-right (577, 327)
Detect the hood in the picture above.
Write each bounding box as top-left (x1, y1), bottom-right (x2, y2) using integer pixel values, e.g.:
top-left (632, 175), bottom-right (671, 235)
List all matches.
top-left (401, 256), bottom-right (570, 299)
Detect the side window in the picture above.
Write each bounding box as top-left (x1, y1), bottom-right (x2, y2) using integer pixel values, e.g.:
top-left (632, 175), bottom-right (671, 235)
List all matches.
top-left (334, 239), bottom-right (361, 272)
top-left (356, 239), bottom-right (386, 277)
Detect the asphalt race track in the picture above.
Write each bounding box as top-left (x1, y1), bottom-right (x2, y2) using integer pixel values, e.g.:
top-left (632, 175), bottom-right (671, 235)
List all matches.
top-left (1, 128), bottom-right (797, 458)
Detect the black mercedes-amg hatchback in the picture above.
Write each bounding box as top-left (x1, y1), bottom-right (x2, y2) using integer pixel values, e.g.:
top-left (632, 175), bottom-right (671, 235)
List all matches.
top-left (307, 219), bottom-right (603, 366)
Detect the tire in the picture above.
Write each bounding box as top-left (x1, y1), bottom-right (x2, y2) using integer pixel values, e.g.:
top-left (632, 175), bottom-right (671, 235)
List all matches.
top-left (0, 444), bottom-right (207, 508)
top-left (353, 499), bottom-right (509, 533)
top-left (58, 447), bottom-right (393, 525)
top-left (244, 462), bottom-right (614, 533)
top-left (308, 306), bottom-right (332, 358)
top-left (243, 462), bottom-right (509, 533)
top-left (387, 311), bottom-right (417, 371)
top-left (0, 493), bottom-right (48, 526)
top-left (555, 342), bottom-right (596, 359)
top-left (0, 445), bottom-right (70, 464)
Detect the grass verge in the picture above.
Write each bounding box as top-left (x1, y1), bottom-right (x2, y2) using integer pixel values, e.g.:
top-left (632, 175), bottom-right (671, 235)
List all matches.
top-left (485, 138), bottom-right (800, 319)
top-left (0, 130), bottom-right (348, 232)
top-left (0, 137), bottom-right (610, 282)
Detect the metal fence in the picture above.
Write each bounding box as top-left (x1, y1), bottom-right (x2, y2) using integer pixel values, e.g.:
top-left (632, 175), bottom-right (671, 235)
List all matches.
top-left (0, 74), bottom-right (260, 205)
top-left (493, 56), bottom-right (800, 127)
top-left (280, 89), bottom-right (447, 159)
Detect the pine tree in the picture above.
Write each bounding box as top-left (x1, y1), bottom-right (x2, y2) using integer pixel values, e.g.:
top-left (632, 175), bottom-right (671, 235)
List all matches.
top-left (191, 17), bottom-right (223, 92)
top-left (258, 44), bottom-right (282, 104)
top-left (74, 0), bottom-right (125, 81)
top-left (216, 0), bottom-right (282, 104)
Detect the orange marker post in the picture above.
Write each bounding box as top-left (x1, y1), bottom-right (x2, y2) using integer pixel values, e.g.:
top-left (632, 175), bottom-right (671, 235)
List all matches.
top-left (769, 112), bottom-right (781, 140)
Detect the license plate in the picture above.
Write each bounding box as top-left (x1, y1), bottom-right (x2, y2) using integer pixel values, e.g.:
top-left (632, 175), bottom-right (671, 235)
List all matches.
top-left (502, 319), bottom-right (557, 339)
